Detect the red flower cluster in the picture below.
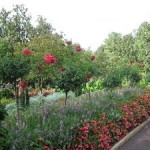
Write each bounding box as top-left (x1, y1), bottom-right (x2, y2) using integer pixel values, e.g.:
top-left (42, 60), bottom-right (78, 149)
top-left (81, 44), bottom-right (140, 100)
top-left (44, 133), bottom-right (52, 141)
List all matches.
top-left (85, 73), bottom-right (92, 79)
top-left (44, 53), bottom-right (56, 64)
top-left (75, 45), bottom-right (82, 52)
top-left (135, 93), bottom-right (150, 115)
top-left (90, 56), bottom-right (95, 61)
top-left (66, 40), bottom-right (72, 45)
top-left (59, 66), bottom-right (65, 72)
top-left (18, 80), bottom-right (28, 88)
top-left (22, 49), bottom-right (31, 55)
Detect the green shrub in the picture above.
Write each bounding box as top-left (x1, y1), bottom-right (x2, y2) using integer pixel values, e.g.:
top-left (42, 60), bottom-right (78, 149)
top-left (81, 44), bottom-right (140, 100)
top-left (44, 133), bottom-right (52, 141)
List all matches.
top-left (0, 98), bottom-right (15, 105)
top-left (128, 66), bottom-right (141, 85)
top-left (102, 65), bottom-right (142, 88)
top-left (129, 72), bottom-right (141, 84)
top-left (145, 72), bottom-right (150, 84)
top-left (0, 124), bottom-right (10, 150)
top-left (102, 73), bottom-right (122, 88)
top-left (0, 104), bottom-right (10, 150)
top-left (0, 88), bottom-right (14, 99)
top-left (82, 80), bottom-right (102, 93)
top-left (0, 104), bottom-right (8, 121)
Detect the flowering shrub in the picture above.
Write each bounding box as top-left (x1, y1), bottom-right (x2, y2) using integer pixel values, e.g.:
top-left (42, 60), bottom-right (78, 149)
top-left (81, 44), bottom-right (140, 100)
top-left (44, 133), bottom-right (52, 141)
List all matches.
top-left (54, 41), bottom-right (98, 104)
top-left (135, 93), bottom-right (150, 115)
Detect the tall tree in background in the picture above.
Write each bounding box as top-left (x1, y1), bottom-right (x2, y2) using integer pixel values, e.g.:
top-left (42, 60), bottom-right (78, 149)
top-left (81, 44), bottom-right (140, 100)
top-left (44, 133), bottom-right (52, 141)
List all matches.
top-left (0, 5), bottom-right (34, 44)
top-left (95, 45), bottom-right (119, 78)
top-left (121, 34), bottom-right (135, 59)
top-left (102, 32), bottom-right (135, 58)
top-left (134, 21), bottom-right (150, 72)
top-left (102, 32), bottom-right (122, 55)
top-left (35, 16), bottom-right (54, 35)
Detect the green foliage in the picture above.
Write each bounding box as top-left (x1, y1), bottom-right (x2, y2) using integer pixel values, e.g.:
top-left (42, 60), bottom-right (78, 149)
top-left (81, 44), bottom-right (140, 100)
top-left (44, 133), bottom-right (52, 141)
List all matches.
top-left (102, 74), bottom-right (122, 88)
top-left (123, 64), bottom-right (142, 85)
top-left (132, 22), bottom-right (150, 72)
top-left (82, 80), bottom-right (102, 93)
top-left (54, 45), bottom-right (97, 101)
top-left (103, 32), bottom-right (122, 54)
top-left (95, 46), bottom-right (121, 78)
top-left (102, 64), bottom-right (142, 88)
top-left (0, 38), bottom-right (14, 57)
top-left (95, 21), bottom-right (150, 82)
top-left (0, 124), bottom-right (10, 150)
top-left (0, 55), bottom-right (30, 83)
top-left (129, 69), bottom-right (141, 84)
top-left (0, 98), bottom-right (15, 105)
top-left (102, 69), bottom-right (122, 88)
top-left (0, 104), bottom-right (7, 121)
top-left (56, 65), bottom-right (87, 93)
top-left (0, 88), bottom-right (14, 99)
top-left (0, 5), bottom-right (34, 44)
top-left (145, 73), bottom-right (150, 84)
top-left (100, 32), bottom-right (134, 58)
top-left (0, 104), bottom-right (10, 150)
top-left (35, 16), bottom-right (54, 35)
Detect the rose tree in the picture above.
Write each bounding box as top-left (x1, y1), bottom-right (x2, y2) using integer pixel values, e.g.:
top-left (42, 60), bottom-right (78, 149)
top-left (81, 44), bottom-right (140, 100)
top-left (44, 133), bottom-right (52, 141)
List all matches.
top-left (55, 44), bottom-right (96, 107)
top-left (0, 55), bottom-right (30, 124)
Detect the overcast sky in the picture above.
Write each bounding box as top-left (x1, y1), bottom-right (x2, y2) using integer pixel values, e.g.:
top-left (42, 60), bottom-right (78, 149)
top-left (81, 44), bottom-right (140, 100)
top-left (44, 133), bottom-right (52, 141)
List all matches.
top-left (0, 0), bottom-right (150, 50)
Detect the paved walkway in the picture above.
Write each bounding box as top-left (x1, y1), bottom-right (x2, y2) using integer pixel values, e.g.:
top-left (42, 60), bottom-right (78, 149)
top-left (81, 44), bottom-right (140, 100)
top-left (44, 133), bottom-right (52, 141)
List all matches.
top-left (118, 122), bottom-right (150, 150)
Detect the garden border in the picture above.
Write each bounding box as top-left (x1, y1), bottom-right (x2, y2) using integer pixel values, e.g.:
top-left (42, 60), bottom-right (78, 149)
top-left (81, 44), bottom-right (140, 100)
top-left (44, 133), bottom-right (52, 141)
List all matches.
top-left (111, 117), bottom-right (150, 150)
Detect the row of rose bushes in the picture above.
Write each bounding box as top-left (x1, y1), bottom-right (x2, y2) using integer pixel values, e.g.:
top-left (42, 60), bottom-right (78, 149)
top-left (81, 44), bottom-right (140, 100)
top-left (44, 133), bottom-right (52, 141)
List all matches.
top-left (33, 93), bottom-right (150, 150)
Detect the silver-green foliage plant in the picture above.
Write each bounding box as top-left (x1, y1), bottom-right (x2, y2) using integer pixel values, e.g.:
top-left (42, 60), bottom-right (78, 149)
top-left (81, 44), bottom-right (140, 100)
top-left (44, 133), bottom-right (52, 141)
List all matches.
top-left (5, 92), bottom-right (75, 114)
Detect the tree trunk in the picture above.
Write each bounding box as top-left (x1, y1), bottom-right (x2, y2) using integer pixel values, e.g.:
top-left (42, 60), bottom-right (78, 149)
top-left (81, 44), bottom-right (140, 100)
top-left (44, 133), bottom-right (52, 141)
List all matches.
top-left (15, 81), bottom-right (20, 127)
top-left (25, 87), bottom-right (30, 107)
top-left (88, 88), bottom-right (91, 101)
top-left (39, 77), bottom-right (43, 94)
top-left (20, 88), bottom-right (25, 108)
top-left (65, 91), bottom-right (68, 108)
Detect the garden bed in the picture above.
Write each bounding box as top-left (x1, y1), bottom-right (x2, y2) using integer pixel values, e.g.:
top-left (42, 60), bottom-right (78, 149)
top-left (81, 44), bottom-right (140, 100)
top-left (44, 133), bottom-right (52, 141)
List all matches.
top-left (2, 89), bottom-right (150, 150)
